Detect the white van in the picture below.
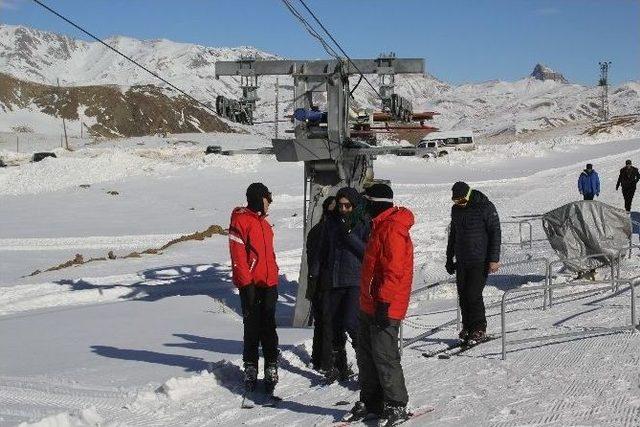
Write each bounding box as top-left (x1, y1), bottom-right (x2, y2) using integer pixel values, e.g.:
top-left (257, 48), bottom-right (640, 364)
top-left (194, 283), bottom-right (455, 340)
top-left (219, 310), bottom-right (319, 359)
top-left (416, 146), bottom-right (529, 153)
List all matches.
top-left (415, 130), bottom-right (476, 158)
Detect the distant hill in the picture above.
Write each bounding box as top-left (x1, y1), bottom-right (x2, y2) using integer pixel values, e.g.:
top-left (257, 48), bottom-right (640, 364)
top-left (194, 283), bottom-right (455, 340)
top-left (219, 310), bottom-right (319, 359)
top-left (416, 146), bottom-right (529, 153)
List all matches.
top-left (1, 24), bottom-right (638, 137)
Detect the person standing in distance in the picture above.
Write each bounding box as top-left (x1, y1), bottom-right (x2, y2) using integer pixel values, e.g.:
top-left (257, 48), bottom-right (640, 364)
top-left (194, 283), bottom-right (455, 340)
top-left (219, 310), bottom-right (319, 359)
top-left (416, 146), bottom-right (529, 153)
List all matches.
top-left (228, 183), bottom-right (279, 393)
top-left (578, 163), bottom-right (600, 200)
top-left (616, 160), bottom-right (640, 211)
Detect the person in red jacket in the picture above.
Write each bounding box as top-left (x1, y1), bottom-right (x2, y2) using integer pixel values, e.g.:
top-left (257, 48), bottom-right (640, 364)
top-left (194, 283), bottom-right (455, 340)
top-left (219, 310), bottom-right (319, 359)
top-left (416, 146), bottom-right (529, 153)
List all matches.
top-left (228, 182), bottom-right (279, 393)
top-left (343, 183), bottom-right (414, 426)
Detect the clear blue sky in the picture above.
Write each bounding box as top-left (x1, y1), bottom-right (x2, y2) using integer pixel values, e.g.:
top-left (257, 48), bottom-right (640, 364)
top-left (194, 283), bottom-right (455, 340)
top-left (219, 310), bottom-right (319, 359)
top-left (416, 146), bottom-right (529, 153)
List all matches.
top-left (2, 0), bottom-right (638, 85)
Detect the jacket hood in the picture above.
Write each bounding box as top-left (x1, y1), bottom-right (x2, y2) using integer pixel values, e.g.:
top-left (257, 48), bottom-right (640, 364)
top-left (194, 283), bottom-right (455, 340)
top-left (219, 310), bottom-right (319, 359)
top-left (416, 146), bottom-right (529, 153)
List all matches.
top-left (335, 187), bottom-right (363, 207)
top-left (374, 206), bottom-right (414, 230)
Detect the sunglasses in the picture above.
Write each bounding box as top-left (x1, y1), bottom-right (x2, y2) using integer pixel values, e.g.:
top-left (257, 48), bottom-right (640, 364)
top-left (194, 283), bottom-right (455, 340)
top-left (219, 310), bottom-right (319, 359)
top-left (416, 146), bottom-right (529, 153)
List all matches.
top-left (452, 197), bottom-right (467, 205)
top-left (338, 201), bottom-right (353, 209)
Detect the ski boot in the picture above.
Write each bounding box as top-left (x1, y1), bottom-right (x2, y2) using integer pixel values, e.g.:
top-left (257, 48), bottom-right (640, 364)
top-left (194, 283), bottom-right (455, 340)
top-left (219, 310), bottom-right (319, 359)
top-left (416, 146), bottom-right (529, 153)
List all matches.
top-left (458, 328), bottom-right (470, 342)
top-left (378, 403), bottom-right (409, 426)
top-left (264, 362), bottom-right (278, 394)
top-left (243, 362), bottom-right (258, 392)
top-left (342, 401), bottom-right (369, 422)
top-left (468, 329), bottom-right (487, 344)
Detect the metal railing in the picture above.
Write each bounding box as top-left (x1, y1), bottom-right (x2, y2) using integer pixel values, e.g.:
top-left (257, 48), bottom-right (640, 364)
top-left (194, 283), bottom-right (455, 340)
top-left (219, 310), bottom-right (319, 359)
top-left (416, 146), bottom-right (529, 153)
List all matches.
top-left (501, 220), bottom-right (533, 249)
top-left (500, 277), bottom-right (639, 360)
top-left (546, 251), bottom-right (623, 307)
top-left (401, 257), bottom-right (550, 351)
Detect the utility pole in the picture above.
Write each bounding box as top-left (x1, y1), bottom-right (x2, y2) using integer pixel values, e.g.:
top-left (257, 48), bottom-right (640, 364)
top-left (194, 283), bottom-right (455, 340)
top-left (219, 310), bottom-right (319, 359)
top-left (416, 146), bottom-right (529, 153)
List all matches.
top-left (275, 77), bottom-right (279, 138)
top-left (57, 78), bottom-right (69, 150)
top-left (598, 61), bottom-right (611, 122)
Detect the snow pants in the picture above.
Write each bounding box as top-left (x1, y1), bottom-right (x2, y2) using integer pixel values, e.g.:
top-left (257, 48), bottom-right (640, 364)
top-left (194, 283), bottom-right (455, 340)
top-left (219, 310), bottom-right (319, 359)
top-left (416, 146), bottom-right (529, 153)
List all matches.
top-left (456, 263), bottom-right (488, 333)
top-left (623, 186), bottom-right (636, 212)
top-left (357, 311), bottom-right (408, 412)
top-left (583, 193), bottom-right (595, 201)
top-left (322, 287), bottom-right (359, 371)
top-left (310, 290), bottom-right (326, 368)
top-left (240, 286), bottom-right (279, 366)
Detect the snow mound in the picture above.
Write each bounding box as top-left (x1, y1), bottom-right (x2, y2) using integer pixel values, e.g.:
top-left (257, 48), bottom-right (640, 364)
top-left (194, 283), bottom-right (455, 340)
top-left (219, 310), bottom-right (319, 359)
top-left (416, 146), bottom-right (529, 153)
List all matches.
top-left (18, 407), bottom-right (110, 427)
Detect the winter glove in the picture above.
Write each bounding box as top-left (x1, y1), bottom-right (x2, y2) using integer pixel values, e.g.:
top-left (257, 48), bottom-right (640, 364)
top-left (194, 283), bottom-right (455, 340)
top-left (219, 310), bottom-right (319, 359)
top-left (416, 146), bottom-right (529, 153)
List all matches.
top-left (374, 302), bottom-right (390, 329)
top-left (445, 259), bottom-right (457, 275)
top-left (305, 276), bottom-right (318, 301)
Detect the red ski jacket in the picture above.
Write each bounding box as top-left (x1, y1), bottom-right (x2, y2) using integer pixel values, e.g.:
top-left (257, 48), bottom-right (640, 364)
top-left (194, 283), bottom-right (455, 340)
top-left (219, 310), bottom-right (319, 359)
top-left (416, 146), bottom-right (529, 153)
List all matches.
top-left (228, 207), bottom-right (279, 288)
top-left (360, 206), bottom-right (414, 320)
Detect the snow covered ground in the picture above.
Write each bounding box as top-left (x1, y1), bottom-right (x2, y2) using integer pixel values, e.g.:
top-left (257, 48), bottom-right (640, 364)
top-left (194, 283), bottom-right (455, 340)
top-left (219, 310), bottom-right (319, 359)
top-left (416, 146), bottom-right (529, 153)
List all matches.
top-left (2, 129), bottom-right (640, 426)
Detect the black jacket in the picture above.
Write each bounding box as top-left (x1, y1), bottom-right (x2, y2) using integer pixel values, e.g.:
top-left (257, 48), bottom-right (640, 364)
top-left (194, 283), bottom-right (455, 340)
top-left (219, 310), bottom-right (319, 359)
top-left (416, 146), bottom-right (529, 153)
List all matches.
top-left (311, 214), bottom-right (370, 288)
top-left (447, 189), bottom-right (501, 265)
top-left (616, 166), bottom-right (640, 190)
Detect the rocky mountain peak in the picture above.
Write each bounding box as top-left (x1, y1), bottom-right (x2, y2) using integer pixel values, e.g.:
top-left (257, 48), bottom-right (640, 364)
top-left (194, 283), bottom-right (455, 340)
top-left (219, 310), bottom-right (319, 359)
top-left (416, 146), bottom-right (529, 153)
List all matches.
top-left (530, 63), bottom-right (568, 83)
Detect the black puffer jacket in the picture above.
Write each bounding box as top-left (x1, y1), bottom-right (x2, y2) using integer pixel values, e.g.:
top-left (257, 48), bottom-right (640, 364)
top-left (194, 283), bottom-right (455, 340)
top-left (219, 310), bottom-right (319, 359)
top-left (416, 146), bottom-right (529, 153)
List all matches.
top-left (616, 166), bottom-right (640, 190)
top-left (446, 189), bottom-right (501, 265)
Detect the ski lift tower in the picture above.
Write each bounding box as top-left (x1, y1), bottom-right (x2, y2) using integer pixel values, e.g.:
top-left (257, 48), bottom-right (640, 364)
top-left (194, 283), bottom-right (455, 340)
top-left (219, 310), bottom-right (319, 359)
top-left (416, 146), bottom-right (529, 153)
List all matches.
top-left (598, 61), bottom-right (611, 122)
top-left (216, 56), bottom-right (425, 326)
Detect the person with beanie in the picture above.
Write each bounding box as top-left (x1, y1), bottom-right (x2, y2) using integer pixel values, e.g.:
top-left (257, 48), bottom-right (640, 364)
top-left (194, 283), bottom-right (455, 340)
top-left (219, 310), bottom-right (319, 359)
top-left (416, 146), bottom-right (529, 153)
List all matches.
top-left (305, 196), bottom-right (337, 371)
top-left (343, 183), bottom-right (414, 426)
top-left (578, 163), bottom-right (600, 200)
top-left (228, 182), bottom-right (280, 394)
top-left (310, 187), bottom-right (370, 383)
top-left (616, 160), bottom-right (640, 211)
top-left (446, 181), bottom-right (501, 344)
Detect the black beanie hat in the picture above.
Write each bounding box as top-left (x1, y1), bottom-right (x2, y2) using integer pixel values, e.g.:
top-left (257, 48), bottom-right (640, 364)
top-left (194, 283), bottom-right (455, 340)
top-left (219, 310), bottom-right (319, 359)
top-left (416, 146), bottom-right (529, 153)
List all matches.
top-left (451, 181), bottom-right (470, 200)
top-left (246, 182), bottom-right (271, 214)
top-left (364, 184), bottom-right (394, 218)
top-left (586, 163), bottom-right (593, 170)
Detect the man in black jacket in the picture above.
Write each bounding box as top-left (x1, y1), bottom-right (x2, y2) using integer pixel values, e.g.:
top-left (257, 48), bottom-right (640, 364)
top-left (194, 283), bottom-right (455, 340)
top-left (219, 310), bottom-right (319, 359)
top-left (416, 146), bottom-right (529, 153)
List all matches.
top-left (306, 196), bottom-right (336, 371)
top-left (446, 182), bottom-right (501, 343)
top-left (616, 160), bottom-right (640, 212)
top-left (311, 187), bottom-right (371, 383)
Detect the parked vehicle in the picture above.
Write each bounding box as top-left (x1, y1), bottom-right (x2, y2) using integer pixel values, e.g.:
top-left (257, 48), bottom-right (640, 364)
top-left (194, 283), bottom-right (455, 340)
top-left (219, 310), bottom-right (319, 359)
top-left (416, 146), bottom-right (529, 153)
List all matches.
top-left (32, 152), bottom-right (57, 162)
top-left (415, 130), bottom-right (476, 158)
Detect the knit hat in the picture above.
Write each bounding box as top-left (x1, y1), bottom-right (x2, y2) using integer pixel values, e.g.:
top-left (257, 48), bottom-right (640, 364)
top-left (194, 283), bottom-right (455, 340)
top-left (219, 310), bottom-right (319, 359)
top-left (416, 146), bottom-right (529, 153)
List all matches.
top-left (364, 183), bottom-right (393, 218)
top-left (246, 182), bottom-right (271, 214)
top-left (586, 163), bottom-right (593, 170)
top-left (451, 181), bottom-right (471, 200)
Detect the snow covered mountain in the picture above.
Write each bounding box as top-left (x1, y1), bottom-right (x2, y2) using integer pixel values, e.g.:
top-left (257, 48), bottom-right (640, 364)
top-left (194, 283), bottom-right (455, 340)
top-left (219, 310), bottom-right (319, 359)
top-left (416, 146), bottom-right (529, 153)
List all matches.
top-left (1, 24), bottom-right (638, 137)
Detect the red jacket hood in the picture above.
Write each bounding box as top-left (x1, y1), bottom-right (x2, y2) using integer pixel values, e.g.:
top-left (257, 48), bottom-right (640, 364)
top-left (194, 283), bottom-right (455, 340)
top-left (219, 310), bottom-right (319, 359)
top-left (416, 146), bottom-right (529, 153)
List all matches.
top-left (373, 206), bottom-right (415, 230)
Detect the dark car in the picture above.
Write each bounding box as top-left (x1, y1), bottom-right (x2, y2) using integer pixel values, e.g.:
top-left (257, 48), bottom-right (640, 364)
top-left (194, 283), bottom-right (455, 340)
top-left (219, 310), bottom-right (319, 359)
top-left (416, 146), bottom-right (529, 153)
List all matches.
top-left (32, 152), bottom-right (57, 162)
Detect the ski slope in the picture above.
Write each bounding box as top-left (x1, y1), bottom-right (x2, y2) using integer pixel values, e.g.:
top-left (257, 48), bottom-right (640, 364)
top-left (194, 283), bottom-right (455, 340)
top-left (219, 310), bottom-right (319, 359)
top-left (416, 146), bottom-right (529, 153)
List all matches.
top-left (2, 129), bottom-right (640, 426)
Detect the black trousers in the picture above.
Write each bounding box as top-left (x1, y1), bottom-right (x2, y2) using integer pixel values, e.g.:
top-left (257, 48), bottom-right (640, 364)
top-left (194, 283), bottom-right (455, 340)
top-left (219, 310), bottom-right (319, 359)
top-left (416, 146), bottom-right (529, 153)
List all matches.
top-left (583, 193), bottom-right (594, 201)
top-left (623, 186), bottom-right (636, 211)
top-left (357, 312), bottom-right (408, 411)
top-left (322, 287), bottom-right (359, 370)
top-left (310, 290), bottom-right (325, 368)
top-left (240, 286), bottom-right (279, 366)
top-left (456, 263), bottom-right (488, 333)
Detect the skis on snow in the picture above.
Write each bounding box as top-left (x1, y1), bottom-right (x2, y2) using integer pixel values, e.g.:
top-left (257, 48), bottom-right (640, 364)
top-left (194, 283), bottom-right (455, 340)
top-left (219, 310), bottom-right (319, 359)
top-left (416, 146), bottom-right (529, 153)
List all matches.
top-left (421, 335), bottom-right (497, 359)
top-left (334, 406), bottom-right (435, 426)
top-left (437, 335), bottom-right (497, 359)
